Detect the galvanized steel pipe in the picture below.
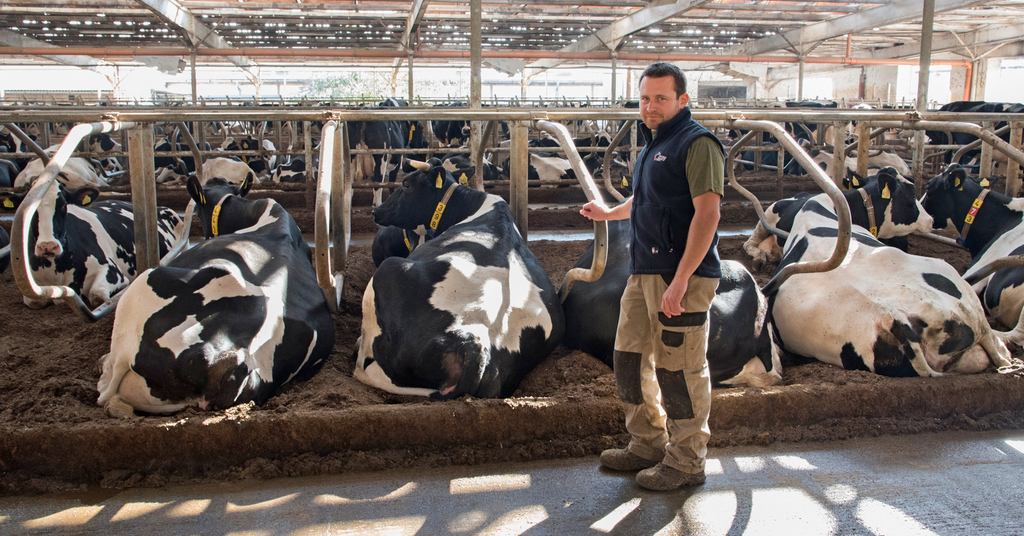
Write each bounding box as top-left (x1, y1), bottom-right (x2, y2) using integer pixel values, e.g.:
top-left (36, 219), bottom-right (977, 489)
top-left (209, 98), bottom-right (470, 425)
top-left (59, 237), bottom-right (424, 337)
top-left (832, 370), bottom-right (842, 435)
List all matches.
top-left (534, 120), bottom-right (609, 302)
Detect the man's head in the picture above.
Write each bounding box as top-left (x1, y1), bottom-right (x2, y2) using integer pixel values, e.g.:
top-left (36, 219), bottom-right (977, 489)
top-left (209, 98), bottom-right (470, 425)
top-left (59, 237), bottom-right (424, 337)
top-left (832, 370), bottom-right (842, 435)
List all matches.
top-left (638, 62), bottom-right (690, 131)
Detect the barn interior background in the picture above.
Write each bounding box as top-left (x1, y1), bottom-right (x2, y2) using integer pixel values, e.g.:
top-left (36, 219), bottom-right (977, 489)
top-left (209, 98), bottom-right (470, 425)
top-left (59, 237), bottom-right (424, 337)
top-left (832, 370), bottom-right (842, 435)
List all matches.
top-left (3, 0), bottom-right (1024, 494)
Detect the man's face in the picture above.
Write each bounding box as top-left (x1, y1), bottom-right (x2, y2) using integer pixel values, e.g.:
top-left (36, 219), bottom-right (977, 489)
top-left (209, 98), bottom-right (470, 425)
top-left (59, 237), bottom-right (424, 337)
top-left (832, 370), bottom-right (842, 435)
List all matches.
top-left (639, 75), bottom-right (689, 131)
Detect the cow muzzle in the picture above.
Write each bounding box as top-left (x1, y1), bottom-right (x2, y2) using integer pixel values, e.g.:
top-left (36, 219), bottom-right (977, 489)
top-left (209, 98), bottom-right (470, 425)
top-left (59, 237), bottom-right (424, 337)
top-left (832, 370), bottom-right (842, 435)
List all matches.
top-left (35, 240), bottom-right (62, 259)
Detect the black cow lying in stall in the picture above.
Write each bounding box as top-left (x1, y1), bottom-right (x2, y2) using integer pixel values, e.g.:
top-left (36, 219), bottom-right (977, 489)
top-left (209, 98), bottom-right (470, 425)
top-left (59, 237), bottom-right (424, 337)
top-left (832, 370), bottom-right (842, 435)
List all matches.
top-left (96, 176), bottom-right (335, 417)
top-left (742, 167), bottom-right (921, 270)
top-left (356, 159), bottom-right (564, 399)
top-left (921, 163), bottom-right (1024, 346)
top-left (561, 219), bottom-right (781, 387)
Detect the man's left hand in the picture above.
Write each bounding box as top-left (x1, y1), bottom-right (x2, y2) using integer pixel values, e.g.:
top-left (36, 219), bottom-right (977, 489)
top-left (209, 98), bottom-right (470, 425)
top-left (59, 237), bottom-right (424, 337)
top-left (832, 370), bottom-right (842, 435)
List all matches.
top-left (661, 278), bottom-right (689, 317)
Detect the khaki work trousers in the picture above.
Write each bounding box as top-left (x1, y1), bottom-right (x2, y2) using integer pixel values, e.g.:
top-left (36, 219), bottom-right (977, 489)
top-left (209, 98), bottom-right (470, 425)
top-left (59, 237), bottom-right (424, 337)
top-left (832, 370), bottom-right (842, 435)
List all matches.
top-left (612, 273), bottom-right (719, 474)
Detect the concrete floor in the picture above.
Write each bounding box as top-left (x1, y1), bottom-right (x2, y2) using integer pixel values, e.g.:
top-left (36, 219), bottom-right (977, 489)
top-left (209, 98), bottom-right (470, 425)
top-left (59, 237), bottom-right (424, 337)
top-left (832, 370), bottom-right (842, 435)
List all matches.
top-left (2, 429), bottom-right (1023, 535)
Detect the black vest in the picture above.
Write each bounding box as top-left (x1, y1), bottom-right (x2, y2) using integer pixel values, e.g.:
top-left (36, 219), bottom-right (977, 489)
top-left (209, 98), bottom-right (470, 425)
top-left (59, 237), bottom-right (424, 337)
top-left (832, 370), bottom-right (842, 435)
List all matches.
top-left (629, 107), bottom-right (723, 278)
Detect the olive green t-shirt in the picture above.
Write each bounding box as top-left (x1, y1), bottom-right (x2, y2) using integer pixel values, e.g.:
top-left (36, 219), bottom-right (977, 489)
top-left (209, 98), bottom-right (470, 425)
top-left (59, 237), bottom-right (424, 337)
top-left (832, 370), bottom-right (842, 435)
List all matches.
top-left (684, 135), bottom-right (726, 198)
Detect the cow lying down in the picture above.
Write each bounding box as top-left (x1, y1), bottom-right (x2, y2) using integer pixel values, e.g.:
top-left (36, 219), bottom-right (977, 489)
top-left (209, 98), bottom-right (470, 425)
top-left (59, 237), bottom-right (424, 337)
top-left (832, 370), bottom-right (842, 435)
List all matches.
top-left (356, 160), bottom-right (565, 399)
top-left (562, 219), bottom-right (781, 387)
top-left (0, 183), bottom-right (182, 309)
top-left (922, 164), bottom-right (1024, 346)
top-left (770, 193), bottom-right (1011, 376)
top-left (97, 176), bottom-right (335, 417)
top-left (743, 167), bottom-right (922, 270)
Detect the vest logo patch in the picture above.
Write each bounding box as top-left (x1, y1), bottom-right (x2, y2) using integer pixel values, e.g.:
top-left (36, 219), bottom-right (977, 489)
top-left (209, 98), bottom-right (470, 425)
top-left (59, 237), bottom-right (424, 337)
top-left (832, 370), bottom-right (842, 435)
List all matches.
top-left (654, 152), bottom-right (667, 162)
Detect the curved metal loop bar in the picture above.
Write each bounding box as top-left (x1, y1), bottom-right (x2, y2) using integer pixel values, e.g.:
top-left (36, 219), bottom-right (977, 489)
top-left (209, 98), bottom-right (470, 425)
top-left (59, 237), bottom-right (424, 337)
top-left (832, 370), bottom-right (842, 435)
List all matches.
top-left (1, 122), bottom-right (51, 165)
top-left (10, 120), bottom-right (137, 322)
top-left (314, 120), bottom-right (344, 312)
top-left (172, 122), bottom-right (205, 183)
top-left (533, 120), bottom-right (609, 302)
top-left (602, 119), bottom-right (634, 203)
top-left (964, 255), bottom-right (1024, 286)
top-left (724, 119), bottom-right (852, 297)
top-left (950, 124), bottom-right (1012, 165)
top-left (870, 120), bottom-right (1024, 168)
top-left (727, 129), bottom-right (789, 242)
top-left (843, 127), bottom-right (889, 157)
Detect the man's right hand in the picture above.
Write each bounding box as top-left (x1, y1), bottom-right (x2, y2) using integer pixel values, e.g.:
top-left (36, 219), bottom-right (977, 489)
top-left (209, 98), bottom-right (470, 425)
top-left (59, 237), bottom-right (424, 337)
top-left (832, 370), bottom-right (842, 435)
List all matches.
top-left (579, 200), bottom-right (611, 221)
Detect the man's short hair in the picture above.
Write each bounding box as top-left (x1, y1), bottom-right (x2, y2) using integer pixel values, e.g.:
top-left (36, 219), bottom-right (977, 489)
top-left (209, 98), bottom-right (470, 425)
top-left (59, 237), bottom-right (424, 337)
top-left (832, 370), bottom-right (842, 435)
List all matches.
top-left (639, 62), bottom-right (688, 97)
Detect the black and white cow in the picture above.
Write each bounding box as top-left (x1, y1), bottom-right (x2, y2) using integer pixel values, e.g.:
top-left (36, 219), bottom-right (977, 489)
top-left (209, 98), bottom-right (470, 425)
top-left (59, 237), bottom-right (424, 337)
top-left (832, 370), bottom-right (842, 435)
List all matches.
top-left (202, 156), bottom-right (258, 186)
top-left (431, 102), bottom-right (470, 147)
top-left (562, 219), bottom-right (781, 387)
top-left (769, 191), bottom-right (1010, 376)
top-left (921, 163), bottom-right (1024, 345)
top-left (926, 101), bottom-right (1024, 165)
top-left (371, 224), bottom-right (430, 267)
top-left (15, 157), bottom-right (106, 189)
top-left (271, 155), bottom-right (312, 183)
top-left (0, 184), bottom-right (183, 309)
top-left (96, 176), bottom-right (335, 417)
top-left (223, 135), bottom-right (278, 180)
top-left (356, 160), bottom-right (564, 399)
top-left (348, 110), bottom-right (406, 206)
top-left (743, 167), bottom-right (922, 270)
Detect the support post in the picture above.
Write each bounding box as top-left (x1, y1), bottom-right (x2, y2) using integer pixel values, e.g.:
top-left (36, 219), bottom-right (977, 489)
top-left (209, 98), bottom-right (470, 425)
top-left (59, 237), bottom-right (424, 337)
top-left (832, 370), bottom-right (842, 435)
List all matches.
top-left (1008, 122), bottom-right (1023, 197)
top-left (980, 121), bottom-right (994, 178)
top-left (128, 126), bottom-right (158, 273)
top-left (511, 121), bottom-right (529, 241)
top-left (832, 121), bottom-right (846, 187)
top-left (857, 121), bottom-right (871, 177)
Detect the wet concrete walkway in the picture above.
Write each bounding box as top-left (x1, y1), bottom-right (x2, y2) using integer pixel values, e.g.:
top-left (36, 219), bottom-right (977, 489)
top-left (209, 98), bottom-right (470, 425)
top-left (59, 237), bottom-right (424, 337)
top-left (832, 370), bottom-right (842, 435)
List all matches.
top-left (2, 429), bottom-right (1022, 535)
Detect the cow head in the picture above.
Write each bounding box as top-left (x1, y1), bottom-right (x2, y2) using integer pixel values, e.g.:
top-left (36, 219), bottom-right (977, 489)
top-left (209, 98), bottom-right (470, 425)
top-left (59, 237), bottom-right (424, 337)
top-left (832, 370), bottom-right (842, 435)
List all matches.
top-left (863, 167), bottom-right (933, 237)
top-left (3, 183), bottom-right (100, 261)
top-left (921, 163), bottom-right (996, 233)
top-left (186, 175), bottom-right (253, 239)
top-left (371, 159), bottom-right (461, 232)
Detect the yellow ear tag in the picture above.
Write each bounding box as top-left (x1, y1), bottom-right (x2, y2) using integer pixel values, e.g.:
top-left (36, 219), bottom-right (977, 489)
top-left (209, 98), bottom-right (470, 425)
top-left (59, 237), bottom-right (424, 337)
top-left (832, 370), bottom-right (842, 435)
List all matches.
top-left (981, 178), bottom-right (990, 188)
top-left (881, 184), bottom-right (890, 199)
top-left (82, 195), bottom-right (92, 205)
top-left (3, 198), bottom-right (13, 208)
top-left (436, 173), bottom-right (443, 189)
top-left (459, 173), bottom-right (468, 186)
top-left (621, 176), bottom-right (628, 188)
top-left (408, 125), bottom-right (415, 144)
top-left (955, 177), bottom-right (962, 190)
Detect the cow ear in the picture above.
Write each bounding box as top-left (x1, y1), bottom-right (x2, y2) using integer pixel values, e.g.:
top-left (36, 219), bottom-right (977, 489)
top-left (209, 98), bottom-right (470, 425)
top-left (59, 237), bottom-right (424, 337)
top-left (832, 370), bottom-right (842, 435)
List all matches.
top-left (69, 187), bottom-right (100, 207)
top-left (0, 192), bottom-right (24, 211)
top-left (186, 175), bottom-right (207, 205)
top-left (950, 166), bottom-right (967, 190)
top-left (240, 172), bottom-right (254, 197)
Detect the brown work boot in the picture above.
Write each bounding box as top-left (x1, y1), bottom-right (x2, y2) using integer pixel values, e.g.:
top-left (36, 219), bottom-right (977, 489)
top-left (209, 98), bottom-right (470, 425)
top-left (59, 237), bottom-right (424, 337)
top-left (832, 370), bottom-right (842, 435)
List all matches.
top-left (599, 448), bottom-right (661, 471)
top-left (636, 463), bottom-right (706, 491)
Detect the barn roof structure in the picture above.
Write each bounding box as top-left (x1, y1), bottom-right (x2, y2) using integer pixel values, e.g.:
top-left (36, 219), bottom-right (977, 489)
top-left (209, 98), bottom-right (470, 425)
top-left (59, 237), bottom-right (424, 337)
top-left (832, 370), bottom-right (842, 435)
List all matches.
top-left (0, 0), bottom-right (1022, 80)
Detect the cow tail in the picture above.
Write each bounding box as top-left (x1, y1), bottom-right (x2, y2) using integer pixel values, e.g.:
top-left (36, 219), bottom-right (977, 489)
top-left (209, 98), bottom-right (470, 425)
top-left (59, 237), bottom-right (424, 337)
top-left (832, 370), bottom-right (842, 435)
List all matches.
top-left (96, 352), bottom-right (129, 406)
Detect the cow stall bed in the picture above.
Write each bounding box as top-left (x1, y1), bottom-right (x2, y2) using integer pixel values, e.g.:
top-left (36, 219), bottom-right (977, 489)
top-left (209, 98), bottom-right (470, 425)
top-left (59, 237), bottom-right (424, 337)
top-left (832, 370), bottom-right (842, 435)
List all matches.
top-left (1, 194), bottom-right (1024, 494)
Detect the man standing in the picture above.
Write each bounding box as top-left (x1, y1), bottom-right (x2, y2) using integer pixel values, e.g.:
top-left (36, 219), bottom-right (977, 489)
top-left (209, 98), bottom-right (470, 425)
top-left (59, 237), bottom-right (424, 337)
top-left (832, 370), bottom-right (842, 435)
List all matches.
top-left (580, 62), bottom-right (724, 491)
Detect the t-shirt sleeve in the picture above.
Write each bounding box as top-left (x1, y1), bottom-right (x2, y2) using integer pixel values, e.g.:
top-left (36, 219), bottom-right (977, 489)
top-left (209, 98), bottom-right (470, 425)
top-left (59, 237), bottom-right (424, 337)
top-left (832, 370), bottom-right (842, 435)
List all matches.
top-left (685, 135), bottom-right (725, 197)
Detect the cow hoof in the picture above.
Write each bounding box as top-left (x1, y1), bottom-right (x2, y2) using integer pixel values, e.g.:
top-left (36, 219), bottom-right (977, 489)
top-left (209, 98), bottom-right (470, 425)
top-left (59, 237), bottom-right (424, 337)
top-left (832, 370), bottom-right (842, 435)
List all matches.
top-left (23, 298), bottom-right (50, 310)
top-left (104, 396), bottom-right (139, 420)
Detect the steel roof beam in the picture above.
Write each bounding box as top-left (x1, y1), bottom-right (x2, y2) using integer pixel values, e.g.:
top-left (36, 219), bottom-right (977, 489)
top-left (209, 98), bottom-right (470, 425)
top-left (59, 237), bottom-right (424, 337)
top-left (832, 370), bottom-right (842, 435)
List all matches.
top-left (390, 0), bottom-right (429, 84)
top-left (0, 28), bottom-right (113, 73)
top-left (133, 0), bottom-right (255, 73)
top-left (869, 22), bottom-right (1024, 60)
top-left (525, 0), bottom-right (713, 75)
top-left (726, 0), bottom-right (995, 57)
